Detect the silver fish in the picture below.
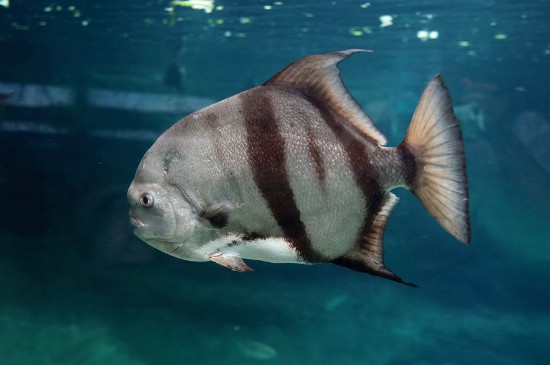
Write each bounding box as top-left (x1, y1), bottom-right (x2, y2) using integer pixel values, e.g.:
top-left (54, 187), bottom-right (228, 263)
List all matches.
top-left (127, 49), bottom-right (470, 286)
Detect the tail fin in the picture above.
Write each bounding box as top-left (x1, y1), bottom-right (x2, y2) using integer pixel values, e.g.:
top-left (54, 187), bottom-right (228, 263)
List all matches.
top-left (401, 75), bottom-right (471, 244)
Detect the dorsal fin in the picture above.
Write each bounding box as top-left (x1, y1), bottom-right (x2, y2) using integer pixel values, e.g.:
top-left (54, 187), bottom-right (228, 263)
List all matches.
top-left (263, 49), bottom-right (387, 146)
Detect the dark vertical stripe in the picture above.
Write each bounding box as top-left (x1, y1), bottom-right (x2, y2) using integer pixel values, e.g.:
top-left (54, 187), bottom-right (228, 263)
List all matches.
top-left (397, 142), bottom-right (419, 188)
top-left (304, 91), bottom-right (380, 198)
top-left (241, 89), bottom-right (322, 262)
top-left (305, 122), bottom-right (326, 188)
top-left (302, 90), bottom-right (382, 253)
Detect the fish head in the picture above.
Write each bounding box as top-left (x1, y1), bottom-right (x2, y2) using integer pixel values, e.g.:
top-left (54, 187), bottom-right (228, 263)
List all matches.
top-left (127, 152), bottom-right (204, 257)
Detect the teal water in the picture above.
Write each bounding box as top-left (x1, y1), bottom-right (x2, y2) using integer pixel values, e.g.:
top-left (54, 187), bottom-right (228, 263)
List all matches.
top-left (1, 1), bottom-right (549, 364)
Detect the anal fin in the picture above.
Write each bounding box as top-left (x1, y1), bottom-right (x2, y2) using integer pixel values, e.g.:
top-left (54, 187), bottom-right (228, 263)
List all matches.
top-left (210, 253), bottom-right (253, 272)
top-left (333, 193), bottom-right (418, 287)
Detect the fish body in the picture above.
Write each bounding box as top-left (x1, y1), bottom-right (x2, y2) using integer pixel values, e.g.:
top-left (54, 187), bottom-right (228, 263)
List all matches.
top-left (128, 50), bottom-right (470, 285)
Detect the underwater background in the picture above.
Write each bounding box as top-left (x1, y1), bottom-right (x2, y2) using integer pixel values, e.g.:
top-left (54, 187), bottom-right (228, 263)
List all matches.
top-left (1, 0), bottom-right (549, 364)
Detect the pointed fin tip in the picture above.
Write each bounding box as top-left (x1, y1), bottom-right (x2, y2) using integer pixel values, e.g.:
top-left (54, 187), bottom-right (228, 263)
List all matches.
top-left (334, 48), bottom-right (374, 57)
top-left (399, 274), bottom-right (419, 287)
top-left (328, 49), bottom-right (374, 66)
top-left (373, 264), bottom-right (418, 287)
top-left (334, 256), bottom-right (418, 287)
top-left (398, 277), bottom-right (419, 288)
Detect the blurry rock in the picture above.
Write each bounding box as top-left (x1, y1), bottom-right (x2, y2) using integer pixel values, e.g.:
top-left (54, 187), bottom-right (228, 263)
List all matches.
top-left (513, 112), bottom-right (550, 174)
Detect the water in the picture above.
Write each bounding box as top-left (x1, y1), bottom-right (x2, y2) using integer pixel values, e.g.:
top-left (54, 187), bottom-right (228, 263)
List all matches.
top-left (1, 0), bottom-right (549, 364)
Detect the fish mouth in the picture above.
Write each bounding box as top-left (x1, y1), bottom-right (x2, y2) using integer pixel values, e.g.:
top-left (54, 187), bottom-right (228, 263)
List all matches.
top-left (129, 216), bottom-right (145, 228)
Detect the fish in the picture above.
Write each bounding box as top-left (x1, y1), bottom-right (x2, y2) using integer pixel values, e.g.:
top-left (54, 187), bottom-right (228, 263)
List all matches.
top-left (236, 339), bottom-right (277, 360)
top-left (163, 62), bottom-right (183, 90)
top-left (324, 294), bottom-right (349, 312)
top-left (127, 49), bottom-right (470, 286)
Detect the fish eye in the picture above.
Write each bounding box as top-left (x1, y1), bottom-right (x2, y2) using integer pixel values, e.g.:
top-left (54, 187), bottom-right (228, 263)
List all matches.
top-left (139, 193), bottom-right (154, 208)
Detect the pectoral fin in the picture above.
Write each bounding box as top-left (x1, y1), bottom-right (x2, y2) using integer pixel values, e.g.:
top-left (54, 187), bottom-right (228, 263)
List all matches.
top-left (199, 200), bottom-right (234, 228)
top-left (209, 253), bottom-right (253, 272)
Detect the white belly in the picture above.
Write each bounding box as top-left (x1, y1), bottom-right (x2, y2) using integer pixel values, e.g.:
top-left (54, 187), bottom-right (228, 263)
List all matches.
top-left (195, 234), bottom-right (304, 264)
